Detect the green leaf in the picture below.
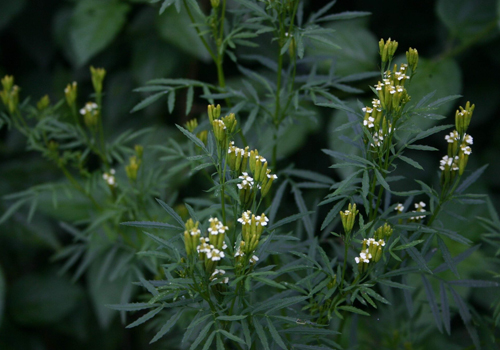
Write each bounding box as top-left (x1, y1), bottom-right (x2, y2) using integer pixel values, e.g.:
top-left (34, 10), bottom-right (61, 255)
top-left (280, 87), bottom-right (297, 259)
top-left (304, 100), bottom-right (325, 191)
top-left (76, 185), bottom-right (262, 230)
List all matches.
top-left (450, 288), bottom-right (481, 349)
top-left (377, 279), bottom-right (415, 290)
top-left (107, 302), bottom-right (158, 311)
top-left (440, 282), bottom-right (451, 335)
top-left (168, 90), bottom-right (176, 113)
top-left (268, 211), bottom-right (315, 231)
top-left (437, 237), bottom-right (459, 278)
top-left (10, 271), bottom-right (84, 325)
top-left (406, 144), bottom-right (439, 151)
top-left (126, 305), bottom-right (164, 328)
top-left (392, 239), bottom-right (424, 251)
top-left (292, 186), bottom-right (314, 239)
top-left (189, 320), bottom-right (214, 350)
top-left (421, 275), bottom-right (443, 333)
top-left (241, 319), bottom-right (252, 347)
top-left (151, 308), bottom-right (185, 343)
top-left (400, 236), bottom-right (432, 274)
top-left (437, 0), bottom-right (498, 42)
top-left (398, 155), bottom-right (423, 170)
top-left (321, 198), bottom-right (347, 230)
top-left (121, 220), bottom-right (182, 230)
top-left (254, 318), bottom-right (270, 350)
top-left (253, 276), bottom-right (286, 290)
top-left (176, 124), bottom-right (209, 154)
top-left (0, 265), bottom-right (5, 327)
top-left (156, 198), bottom-right (186, 228)
top-left (337, 305), bottom-right (370, 316)
top-left (0, 0), bottom-right (26, 30)
top-left (456, 164), bottom-right (488, 194)
top-left (267, 317), bottom-right (288, 350)
top-left (155, 5), bottom-right (210, 62)
top-left (130, 91), bottom-right (168, 113)
top-left (69, 0), bottom-right (130, 67)
top-left (448, 279), bottom-right (499, 288)
top-left (216, 315), bottom-right (247, 321)
top-left (317, 11), bottom-right (371, 22)
top-left (202, 332), bottom-right (216, 350)
top-left (219, 329), bottom-right (246, 345)
top-left (375, 169), bottom-right (390, 191)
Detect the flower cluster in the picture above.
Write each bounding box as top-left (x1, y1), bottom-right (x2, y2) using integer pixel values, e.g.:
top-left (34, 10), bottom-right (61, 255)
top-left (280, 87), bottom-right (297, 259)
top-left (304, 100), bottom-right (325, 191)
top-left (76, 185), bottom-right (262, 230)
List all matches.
top-left (227, 142), bottom-right (278, 202)
top-left (355, 223), bottom-right (392, 273)
top-left (102, 169), bottom-right (116, 187)
top-left (80, 102), bottom-right (99, 128)
top-left (440, 102), bottom-right (475, 188)
top-left (0, 75), bottom-right (19, 113)
top-left (236, 211), bottom-right (268, 264)
top-left (339, 203), bottom-right (359, 234)
top-left (409, 201), bottom-right (426, 221)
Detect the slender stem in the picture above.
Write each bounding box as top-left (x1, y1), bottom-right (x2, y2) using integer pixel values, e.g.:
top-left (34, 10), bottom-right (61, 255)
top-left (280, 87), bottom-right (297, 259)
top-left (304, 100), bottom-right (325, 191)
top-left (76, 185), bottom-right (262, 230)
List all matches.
top-left (184, 0), bottom-right (217, 62)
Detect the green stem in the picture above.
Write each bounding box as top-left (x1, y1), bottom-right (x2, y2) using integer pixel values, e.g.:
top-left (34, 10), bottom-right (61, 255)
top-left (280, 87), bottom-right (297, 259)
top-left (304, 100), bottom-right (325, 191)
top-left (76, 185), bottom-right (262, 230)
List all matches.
top-left (184, 0), bottom-right (217, 62)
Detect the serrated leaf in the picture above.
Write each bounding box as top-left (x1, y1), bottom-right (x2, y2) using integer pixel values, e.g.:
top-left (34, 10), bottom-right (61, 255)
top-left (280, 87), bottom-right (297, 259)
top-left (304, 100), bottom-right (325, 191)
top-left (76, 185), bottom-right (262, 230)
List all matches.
top-left (189, 321), bottom-right (214, 350)
top-left (216, 315), bottom-right (247, 321)
top-left (150, 308), bottom-right (185, 343)
top-left (406, 144), bottom-right (439, 151)
top-left (421, 275), bottom-right (443, 332)
top-left (268, 211), bottom-right (314, 231)
top-left (450, 287), bottom-right (481, 349)
top-left (241, 318), bottom-right (251, 347)
top-left (176, 124), bottom-right (209, 153)
top-left (377, 279), bottom-right (415, 290)
top-left (254, 318), bottom-right (270, 350)
top-left (185, 86), bottom-right (194, 115)
top-left (156, 198), bottom-right (186, 228)
top-left (456, 164), bottom-right (488, 194)
top-left (202, 332), bottom-right (216, 350)
top-left (440, 282), bottom-right (451, 335)
top-left (321, 198), bottom-right (347, 230)
top-left (337, 305), bottom-right (370, 316)
top-left (106, 302), bottom-right (158, 311)
top-left (448, 279), bottom-right (499, 288)
top-left (400, 236), bottom-right (432, 274)
top-left (267, 317), bottom-right (287, 350)
top-left (437, 237), bottom-right (459, 278)
top-left (121, 220), bottom-right (181, 230)
top-left (126, 305), bottom-right (164, 328)
top-left (253, 276), bottom-right (286, 290)
top-left (399, 155), bottom-right (423, 170)
top-left (392, 239), bottom-right (424, 251)
top-left (219, 329), bottom-right (246, 345)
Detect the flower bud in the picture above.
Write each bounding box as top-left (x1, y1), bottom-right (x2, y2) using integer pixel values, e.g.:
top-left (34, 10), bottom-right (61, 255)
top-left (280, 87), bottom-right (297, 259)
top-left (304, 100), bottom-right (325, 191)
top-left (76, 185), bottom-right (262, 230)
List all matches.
top-left (210, 0), bottom-right (220, 8)
top-left (222, 113), bottom-right (237, 133)
top-left (185, 118), bottom-right (198, 133)
top-left (90, 66), bottom-right (106, 94)
top-left (1, 75), bottom-right (14, 92)
top-left (339, 203), bottom-right (359, 235)
top-left (379, 38), bottom-right (398, 63)
top-left (64, 82), bottom-right (78, 107)
top-left (208, 104), bottom-right (221, 124)
top-left (406, 47), bottom-right (418, 72)
top-left (455, 101), bottom-right (475, 135)
top-left (37, 95), bottom-right (50, 111)
top-left (125, 156), bottom-right (141, 181)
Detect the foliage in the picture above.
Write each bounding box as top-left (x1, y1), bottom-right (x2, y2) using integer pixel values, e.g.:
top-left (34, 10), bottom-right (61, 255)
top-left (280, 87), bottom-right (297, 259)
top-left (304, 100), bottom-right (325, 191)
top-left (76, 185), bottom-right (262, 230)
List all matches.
top-left (1, 0), bottom-right (500, 349)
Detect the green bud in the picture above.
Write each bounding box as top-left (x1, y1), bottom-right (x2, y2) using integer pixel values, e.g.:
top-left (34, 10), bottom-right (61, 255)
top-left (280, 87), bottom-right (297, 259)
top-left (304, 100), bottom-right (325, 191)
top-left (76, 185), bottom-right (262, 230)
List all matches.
top-left (37, 95), bottom-right (50, 111)
top-left (208, 104), bottom-right (221, 124)
top-left (455, 101), bottom-right (474, 135)
top-left (222, 113), bottom-right (237, 133)
top-left (185, 118), bottom-right (198, 133)
top-left (210, 0), bottom-right (220, 8)
top-left (125, 156), bottom-right (141, 181)
top-left (90, 66), bottom-right (106, 94)
top-left (339, 203), bottom-right (359, 235)
top-left (1, 75), bottom-right (14, 92)
top-left (406, 48), bottom-right (419, 72)
top-left (64, 82), bottom-right (78, 107)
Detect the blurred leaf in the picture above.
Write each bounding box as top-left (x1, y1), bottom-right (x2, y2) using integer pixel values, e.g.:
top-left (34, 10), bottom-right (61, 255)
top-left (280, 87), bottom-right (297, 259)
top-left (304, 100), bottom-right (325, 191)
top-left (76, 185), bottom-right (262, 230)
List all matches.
top-left (308, 21), bottom-right (378, 76)
top-left (0, 0), bottom-right (26, 31)
top-left (89, 255), bottom-right (133, 329)
top-left (436, 0), bottom-right (499, 42)
top-left (9, 270), bottom-right (84, 325)
top-left (0, 265), bottom-right (4, 327)
top-left (155, 5), bottom-right (211, 62)
top-left (406, 57), bottom-right (462, 121)
top-left (69, 0), bottom-right (130, 67)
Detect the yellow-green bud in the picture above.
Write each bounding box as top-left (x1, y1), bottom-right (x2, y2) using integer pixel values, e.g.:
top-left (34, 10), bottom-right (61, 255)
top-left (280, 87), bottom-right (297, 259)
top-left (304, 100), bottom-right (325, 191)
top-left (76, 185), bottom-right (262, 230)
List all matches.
top-left (80, 102), bottom-right (99, 128)
top-left (185, 118), bottom-right (198, 133)
top-left (135, 144), bottom-right (144, 159)
top-left (406, 48), bottom-right (418, 72)
top-left (374, 223), bottom-right (393, 240)
top-left (455, 101), bottom-right (474, 135)
top-left (90, 66), bottom-right (106, 94)
top-left (197, 130), bottom-right (208, 145)
top-left (208, 104), bottom-right (221, 124)
top-left (64, 82), bottom-right (78, 107)
top-left (261, 171), bottom-right (278, 197)
top-left (339, 203), bottom-right (359, 234)
top-left (210, 0), bottom-right (220, 8)
top-left (379, 38), bottom-right (398, 63)
top-left (37, 95), bottom-right (50, 111)
top-left (1, 75), bottom-right (14, 92)
top-left (184, 219), bottom-right (201, 256)
top-left (212, 119), bottom-right (227, 143)
top-left (222, 113), bottom-right (237, 133)
top-left (125, 156), bottom-right (141, 181)
top-left (7, 85), bottom-right (20, 114)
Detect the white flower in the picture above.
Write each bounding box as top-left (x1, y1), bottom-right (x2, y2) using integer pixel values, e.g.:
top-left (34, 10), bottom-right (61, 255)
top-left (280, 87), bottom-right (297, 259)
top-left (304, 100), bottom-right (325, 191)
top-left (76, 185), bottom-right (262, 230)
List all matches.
top-left (461, 145), bottom-right (472, 155)
top-left (250, 255), bottom-right (259, 264)
top-left (464, 134), bottom-right (473, 145)
top-left (395, 203), bottom-right (404, 212)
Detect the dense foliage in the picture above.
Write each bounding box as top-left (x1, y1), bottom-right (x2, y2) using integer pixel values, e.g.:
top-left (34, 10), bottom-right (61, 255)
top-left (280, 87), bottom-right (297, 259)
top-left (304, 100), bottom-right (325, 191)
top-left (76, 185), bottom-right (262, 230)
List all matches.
top-left (1, 0), bottom-right (500, 349)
